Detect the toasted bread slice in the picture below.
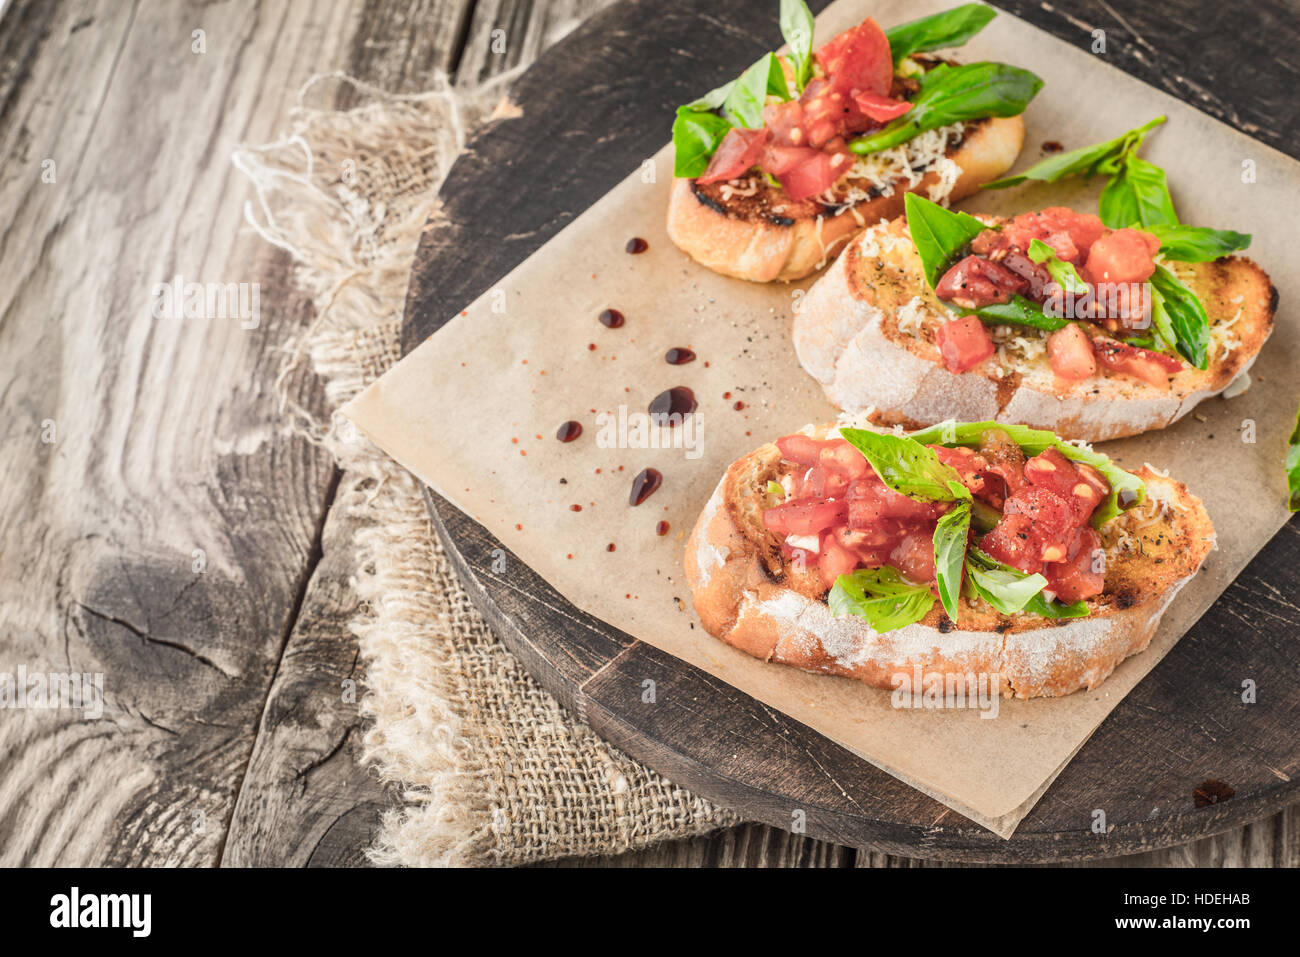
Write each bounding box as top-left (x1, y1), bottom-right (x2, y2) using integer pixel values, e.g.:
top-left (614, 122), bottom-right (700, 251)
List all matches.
top-left (666, 115), bottom-right (1026, 283)
top-left (684, 424), bottom-right (1215, 699)
top-left (793, 216), bottom-right (1277, 441)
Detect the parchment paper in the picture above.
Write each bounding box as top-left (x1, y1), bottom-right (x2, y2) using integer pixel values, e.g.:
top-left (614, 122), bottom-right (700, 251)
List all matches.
top-left (344, 0), bottom-right (1300, 836)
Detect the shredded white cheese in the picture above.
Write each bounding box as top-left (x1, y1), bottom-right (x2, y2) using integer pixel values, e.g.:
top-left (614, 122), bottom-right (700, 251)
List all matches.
top-left (838, 122), bottom-right (966, 204)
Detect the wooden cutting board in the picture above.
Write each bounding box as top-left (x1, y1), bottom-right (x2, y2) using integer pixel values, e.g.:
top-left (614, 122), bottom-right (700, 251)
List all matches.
top-left (401, 0), bottom-right (1300, 861)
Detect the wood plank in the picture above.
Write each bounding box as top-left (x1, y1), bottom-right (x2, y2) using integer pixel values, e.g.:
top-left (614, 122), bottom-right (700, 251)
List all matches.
top-left (222, 0), bottom-right (628, 867)
top-left (0, 0), bottom-right (360, 866)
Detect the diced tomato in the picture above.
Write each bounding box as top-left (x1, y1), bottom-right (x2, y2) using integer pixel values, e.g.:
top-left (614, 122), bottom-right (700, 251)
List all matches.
top-left (1042, 230), bottom-right (1079, 262)
top-left (776, 150), bottom-right (852, 202)
top-left (815, 17), bottom-right (893, 98)
top-left (890, 530), bottom-right (939, 587)
top-left (763, 498), bottom-right (847, 537)
top-left (820, 440), bottom-right (871, 480)
top-left (852, 91), bottom-right (911, 122)
top-left (1081, 228), bottom-right (1160, 284)
top-left (1092, 337), bottom-right (1182, 388)
top-left (799, 78), bottom-right (853, 148)
top-left (761, 144), bottom-right (820, 177)
top-left (818, 532), bottom-right (861, 588)
top-left (979, 513), bottom-right (1039, 574)
top-left (1047, 323), bottom-right (1098, 381)
top-left (776, 434), bottom-right (829, 466)
top-left (935, 315), bottom-right (996, 373)
top-left (1039, 207), bottom-right (1105, 255)
top-left (933, 445), bottom-right (989, 498)
top-left (697, 127), bottom-right (771, 184)
top-left (1004, 486), bottom-right (1077, 542)
top-left (998, 250), bottom-right (1052, 299)
top-left (1024, 447), bottom-right (1107, 523)
top-left (935, 255), bottom-right (1028, 308)
top-left (1044, 527), bottom-right (1105, 602)
top-left (762, 100), bottom-right (807, 148)
top-left (802, 465), bottom-right (848, 501)
top-left (976, 428), bottom-right (1028, 508)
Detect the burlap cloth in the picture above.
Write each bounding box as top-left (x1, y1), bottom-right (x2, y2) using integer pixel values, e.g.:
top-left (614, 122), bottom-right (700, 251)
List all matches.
top-left (232, 73), bottom-right (738, 866)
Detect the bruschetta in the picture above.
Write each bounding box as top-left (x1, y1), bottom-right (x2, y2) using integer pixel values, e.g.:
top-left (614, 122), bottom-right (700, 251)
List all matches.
top-left (685, 420), bottom-right (1214, 698)
top-left (667, 3), bottom-right (1038, 282)
top-left (793, 199), bottom-right (1275, 441)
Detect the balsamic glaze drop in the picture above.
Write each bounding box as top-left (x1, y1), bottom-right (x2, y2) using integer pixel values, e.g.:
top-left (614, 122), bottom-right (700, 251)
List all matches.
top-left (630, 468), bottom-right (663, 507)
top-left (648, 386), bottom-right (696, 425)
top-left (655, 520), bottom-right (670, 536)
top-left (556, 420), bottom-right (583, 442)
top-left (664, 347), bottom-right (696, 365)
top-left (625, 237), bottom-right (649, 254)
top-left (599, 308), bottom-right (625, 328)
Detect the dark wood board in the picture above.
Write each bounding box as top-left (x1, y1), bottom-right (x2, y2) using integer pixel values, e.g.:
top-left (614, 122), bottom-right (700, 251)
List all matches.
top-left (403, 0), bottom-right (1300, 861)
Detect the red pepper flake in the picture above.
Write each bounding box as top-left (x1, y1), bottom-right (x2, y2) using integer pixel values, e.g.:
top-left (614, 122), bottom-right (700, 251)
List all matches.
top-left (606, 543), bottom-right (616, 552)
top-left (515, 524), bottom-right (522, 531)
top-left (569, 504), bottom-right (582, 512)
top-left (656, 521), bottom-right (670, 536)
top-left (733, 400), bottom-right (745, 411)
top-left (588, 343), bottom-right (597, 351)
top-left (722, 391), bottom-right (731, 399)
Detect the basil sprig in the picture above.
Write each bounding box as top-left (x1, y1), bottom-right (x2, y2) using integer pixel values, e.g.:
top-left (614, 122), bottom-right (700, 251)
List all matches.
top-left (966, 548), bottom-right (1090, 618)
top-left (838, 427), bottom-right (969, 502)
top-left (1287, 402), bottom-right (1300, 512)
top-left (904, 191), bottom-right (986, 289)
top-left (1149, 264), bottom-right (1211, 370)
top-left (907, 420), bottom-right (1146, 526)
top-left (884, 4), bottom-right (997, 65)
top-left (1027, 238), bottom-right (1088, 294)
top-left (671, 109), bottom-right (733, 178)
top-left (933, 500), bottom-right (972, 621)
top-left (975, 296), bottom-right (1067, 331)
top-left (850, 61), bottom-right (1042, 155)
top-left (829, 567), bottom-right (937, 633)
top-left (982, 116), bottom-right (1166, 189)
top-left (779, 0), bottom-right (816, 92)
top-left (1099, 151), bottom-right (1177, 229)
top-left (1144, 224), bottom-right (1252, 262)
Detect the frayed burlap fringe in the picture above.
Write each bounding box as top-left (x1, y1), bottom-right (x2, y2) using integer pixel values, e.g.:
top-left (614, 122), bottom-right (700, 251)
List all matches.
top-left (233, 72), bottom-right (737, 866)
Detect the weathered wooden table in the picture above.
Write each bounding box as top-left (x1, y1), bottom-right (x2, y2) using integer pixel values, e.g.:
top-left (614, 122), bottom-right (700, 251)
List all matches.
top-left (1, 0), bottom-right (1296, 867)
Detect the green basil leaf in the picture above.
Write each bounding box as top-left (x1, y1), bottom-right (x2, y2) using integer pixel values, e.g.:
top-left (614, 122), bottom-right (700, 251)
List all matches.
top-left (1287, 403), bottom-right (1300, 512)
top-left (982, 116), bottom-right (1165, 189)
top-left (779, 0), bottom-right (816, 92)
top-left (681, 80), bottom-right (735, 113)
top-left (828, 567), bottom-right (937, 633)
top-left (1149, 264), bottom-right (1210, 370)
top-left (903, 192), bottom-right (988, 290)
top-left (1027, 238), bottom-right (1089, 294)
top-left (849, 62), bottom-right (1042, 155)
top-left (964, 559), bottom-right (1049, 615)
top-left (966, 548), bottom-right (1090, 618)
top-left (723, 53), bottom-right (788, 129)
top-left (1144, 224), bottom-right (1252, 262)
top-left (905, 421), bottom-right (1146, 526)
top-left (1098, 150), bottom-right (1178, 229)
top-left (838, 427), bottom-right (965, 502)
top-left (974, 295), bottom-right (1068, 331)
top-left (933, 500), bottom-right (972, 621)
top-left (671, 107), bottom-right (733, 178)
top-left (884, 3), bottom-right (997, 64)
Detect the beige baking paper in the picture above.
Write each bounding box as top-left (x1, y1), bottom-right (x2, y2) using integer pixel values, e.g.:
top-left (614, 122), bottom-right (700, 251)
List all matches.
top-left (344, 0), bottom-right (1300, 837)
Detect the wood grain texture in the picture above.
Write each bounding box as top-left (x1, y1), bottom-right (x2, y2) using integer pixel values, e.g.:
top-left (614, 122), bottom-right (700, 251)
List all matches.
top-left (405, 0), bottom-right (1300, 865)
top-left (3, 0), bottom-right (1296, 868)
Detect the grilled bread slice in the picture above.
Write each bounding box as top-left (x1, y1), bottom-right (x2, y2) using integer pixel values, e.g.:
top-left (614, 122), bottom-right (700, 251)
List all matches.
top-left (793, 216), bottom-right (1276, 441)
top-left (667, 115), bottom-right (1025, 283)
top-left (685, 424), bottom-right (1215, 699)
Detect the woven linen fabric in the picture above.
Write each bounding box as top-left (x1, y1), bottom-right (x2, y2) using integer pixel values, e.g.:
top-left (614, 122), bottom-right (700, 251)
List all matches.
top-left (232, 73), bottom-right (738, 866)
